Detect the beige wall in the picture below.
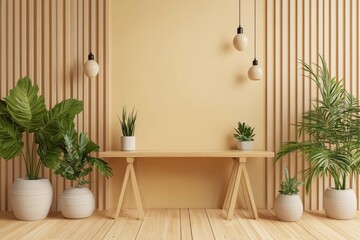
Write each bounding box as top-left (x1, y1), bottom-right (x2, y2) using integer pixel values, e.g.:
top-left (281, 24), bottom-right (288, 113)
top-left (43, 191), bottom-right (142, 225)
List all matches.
top-left (109, 0), bottom-right (267, 208)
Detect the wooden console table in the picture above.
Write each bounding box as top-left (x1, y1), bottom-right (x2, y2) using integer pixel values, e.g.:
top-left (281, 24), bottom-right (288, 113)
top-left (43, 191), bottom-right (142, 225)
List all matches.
top-left (99, 150), bottom-right (274, 220)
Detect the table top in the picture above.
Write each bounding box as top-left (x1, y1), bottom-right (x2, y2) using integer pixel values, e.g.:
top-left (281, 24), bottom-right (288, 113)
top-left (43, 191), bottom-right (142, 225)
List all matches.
top-left (99, 150), bottom-right (274, 158)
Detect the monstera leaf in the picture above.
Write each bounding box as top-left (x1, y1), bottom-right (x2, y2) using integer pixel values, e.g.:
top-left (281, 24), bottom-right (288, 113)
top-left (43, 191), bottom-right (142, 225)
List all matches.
top-left (5, 77), bottom-right (46, 132)
top-left (0, 115), bottom-right (23, 159)
top-left (36, 99), bottom-right (83, 144)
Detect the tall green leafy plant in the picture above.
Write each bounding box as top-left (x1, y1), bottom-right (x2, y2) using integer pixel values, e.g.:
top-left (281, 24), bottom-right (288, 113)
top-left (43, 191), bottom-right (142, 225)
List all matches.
top-left (276, 56), bottom-right (360, 192)
top-left (54, 120), bottom-right (112, 187)
top-left (0, 77), bottom-right (83, 179)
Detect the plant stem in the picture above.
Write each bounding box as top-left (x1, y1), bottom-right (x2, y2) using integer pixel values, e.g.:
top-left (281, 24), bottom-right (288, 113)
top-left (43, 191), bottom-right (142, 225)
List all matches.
top-left (342, 174), bottom-right (346, 190)
top-left (26, 132), bottom-right (33, 179)
top-left (21, 151), bottom-right (29, 178)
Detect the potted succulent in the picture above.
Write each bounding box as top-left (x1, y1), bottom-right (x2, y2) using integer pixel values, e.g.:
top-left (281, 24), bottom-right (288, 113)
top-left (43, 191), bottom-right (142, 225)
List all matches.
top-left (119, 107), bottom-right (137, 151)
top-left (0, 77), bottom-right (83, 220)
top-left (234, 122), bottom-right (255, 150)
top-left (276, 56), bottom-right (360, 219)
top-left (55, 123), bottom-right (112, 219)
top-left (274, 166), bottom-right (303, 221)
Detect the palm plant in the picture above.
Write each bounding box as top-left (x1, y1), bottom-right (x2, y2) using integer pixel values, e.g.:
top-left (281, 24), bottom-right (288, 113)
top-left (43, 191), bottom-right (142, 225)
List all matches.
top-left (276, 56), bottom-right (360, 192)
top-left (234, 122), bottom-right (255, 141)
top-left (279, 167), bottom-right (303, 195)
top-left (119, 107), bottom-right (137, 136)
top-left (54, 120), bottom-right (112, 187)
top-left (0, 77), bottom-right (83, 179)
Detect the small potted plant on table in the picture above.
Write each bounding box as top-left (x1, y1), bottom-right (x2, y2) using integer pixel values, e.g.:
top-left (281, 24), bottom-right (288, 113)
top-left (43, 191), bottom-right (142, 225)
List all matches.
top-left (55, 124), bottom-right (112, 219)
top-left (234, 122), bottom-right (255, 150)
top-left (274, 166), bottom-right (303, 221)
top-left (119, 107), bottom-right (137, 151)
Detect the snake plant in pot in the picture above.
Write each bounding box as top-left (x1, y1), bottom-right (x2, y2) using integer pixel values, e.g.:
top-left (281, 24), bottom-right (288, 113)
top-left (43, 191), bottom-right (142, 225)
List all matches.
top-left (0, 77), bottom-right (83, 220)
top-left (234, 122), bottom-right (255, 150)
top-left (119, 106), bottom-right (137, 151)
top-left (54, 120), bottom-right (112, 219)
top-left (274, 167), bottom-right (303, 221)
top-left (276, 56), bottom-right (360, 219)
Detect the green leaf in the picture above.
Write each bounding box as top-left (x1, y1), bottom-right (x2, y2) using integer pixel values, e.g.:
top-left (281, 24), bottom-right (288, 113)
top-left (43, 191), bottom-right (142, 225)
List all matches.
top-left (0, 115), bottom-right (23, 159)
top-left (5, 77), bottom-right (46, 132)
top-left (37, 144), bottom-right (61, 169)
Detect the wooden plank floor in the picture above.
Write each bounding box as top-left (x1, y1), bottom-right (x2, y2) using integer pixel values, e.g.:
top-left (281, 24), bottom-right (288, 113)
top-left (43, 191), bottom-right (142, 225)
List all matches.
top-left (1, 209), bottom-right (360, 239)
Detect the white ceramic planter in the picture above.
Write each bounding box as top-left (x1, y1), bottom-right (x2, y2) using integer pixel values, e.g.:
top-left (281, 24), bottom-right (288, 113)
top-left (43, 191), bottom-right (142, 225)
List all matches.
top-left (60, 187), bottom-right (95, 219)
top-left (274, 194), bottom-right (303, 221)
top-left (324, 188), bottom-right (356, 219)
top-left (236, 141), bottom-right (253, 150)
top-left (11, 178), bottom-right (53, 221)
top-left (121, 136), bottom-right (136, 151)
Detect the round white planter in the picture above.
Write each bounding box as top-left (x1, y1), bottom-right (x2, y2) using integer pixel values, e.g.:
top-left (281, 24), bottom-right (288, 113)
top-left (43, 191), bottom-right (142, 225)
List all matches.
top-left (236, 141), bottom-right (253, 150)
top-left (60, 187), bottom-right (95, 219)
top-left (274, 194), bottom-right (303, 221)
top-left (121, 136), bottom-right (136, 151)
top-left (11, 178), bottom-right (53, 221)
top-left (324, 188), bottom-right (356, 220)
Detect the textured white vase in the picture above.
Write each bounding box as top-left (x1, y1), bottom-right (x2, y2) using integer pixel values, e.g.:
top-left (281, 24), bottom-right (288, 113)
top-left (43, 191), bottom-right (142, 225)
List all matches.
top-left (324, 188), bottom-right (356, 219)
top-left (274, 194), bottom-right (303, 221)
top-left (60, 187), bottom-right (95, 219)
top-left (121, 136), bottom-right (136, 151)
top-left (236, 141), bottom-right (253, 150)
top-left (11, 178), bottom-right (53, 221)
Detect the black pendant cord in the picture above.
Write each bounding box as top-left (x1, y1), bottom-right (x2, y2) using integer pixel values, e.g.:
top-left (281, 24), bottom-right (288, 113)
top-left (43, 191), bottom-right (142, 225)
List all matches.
top-left (254, 0), bottom-right (257, 60)
top-left (88, 0), bottom-right (93, 60)
top-left (239, 0), bottom-right (241, 26)
top-left (237, 0), bottom-right (244, 34)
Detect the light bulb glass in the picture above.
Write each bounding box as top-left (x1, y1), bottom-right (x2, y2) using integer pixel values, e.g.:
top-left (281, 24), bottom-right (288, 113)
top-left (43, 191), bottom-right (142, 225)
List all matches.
top-left (84, 60), bottom-right (99, 78)
top-left (248, 64), bottom-right (263, 80)
top-left (233, 33), bottom-right (248, 51)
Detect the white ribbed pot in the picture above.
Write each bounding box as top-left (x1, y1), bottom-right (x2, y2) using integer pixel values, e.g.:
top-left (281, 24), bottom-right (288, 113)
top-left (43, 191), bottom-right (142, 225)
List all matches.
top-left (11, 178), bottom-right (53, 221)
top-left (324, 188), bottom-right (356, 220)
top-left (121, 136), bottom-right (136, 151)
top-left (274, 194), bottom-right (303, 221)
top-left (236, 141), bottom-right (253, 150)
top-left (60, 187), bottom-right (95, 219)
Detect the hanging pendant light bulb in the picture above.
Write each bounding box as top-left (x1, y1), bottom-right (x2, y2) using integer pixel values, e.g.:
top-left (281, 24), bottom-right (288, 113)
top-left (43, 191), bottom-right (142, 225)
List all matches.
top-left (248, 0), bottom-right (263, 80)
top-left (233, 0), bottom-right (248, 51)
top-left (84, 52), bottom-right (99, 78)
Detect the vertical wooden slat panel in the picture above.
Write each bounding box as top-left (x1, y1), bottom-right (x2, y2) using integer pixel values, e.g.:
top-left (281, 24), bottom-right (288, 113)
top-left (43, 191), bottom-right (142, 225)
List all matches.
top-left (274, 0), bottom-right (282, 206)
top-left (0, 0), bottom-right (109, 211)
top-left (295, 0), bottom-right (304, 206)
top-left (42, 0), bottom-right (51, 181)
top-left (265, 0), bottom-right (275, 210)
top-left (0, 0), bottom-right (7, 211)
top-left (89, 0), bottom-right (98, 208)
top-left (97, 0), bottom-right (105, 210)
top-left (64, 0), bottom-right (71, 191)
top-left (104, 0), bottom-right (110, 210)
top-left (83, 0), bottom-right (91, 195)
top-left (13, 0), bottom-right (21, 183)
top-left (49, 0), bottom-right (58, 211)
top-left (7, 0), bottom-right (14, 210)
top-left (266, 0), bottom-right (360, 210)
